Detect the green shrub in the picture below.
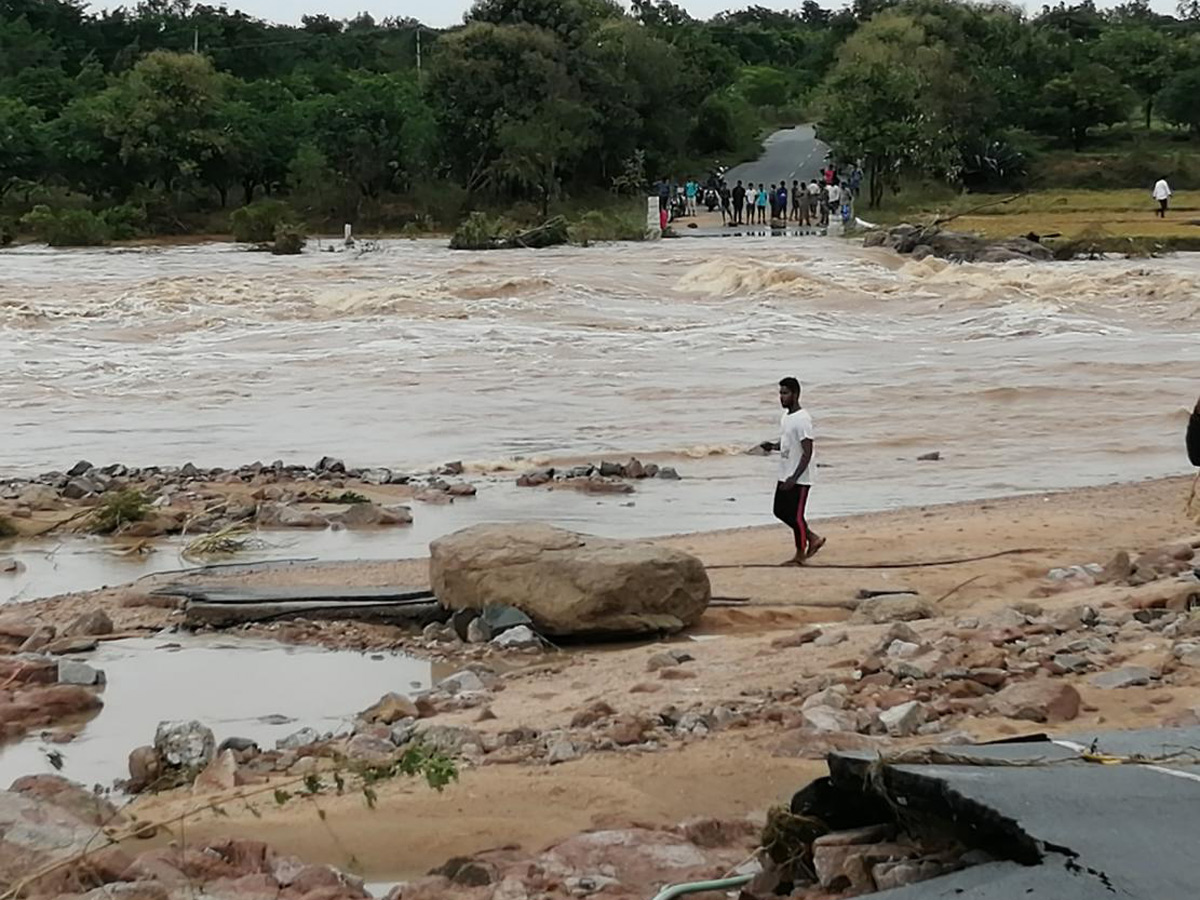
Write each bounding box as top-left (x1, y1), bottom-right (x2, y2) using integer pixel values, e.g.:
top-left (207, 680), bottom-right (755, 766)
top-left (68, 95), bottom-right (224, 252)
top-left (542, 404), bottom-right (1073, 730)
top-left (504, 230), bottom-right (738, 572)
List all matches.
top-left (89, 490), bottom-right (149, 535)
top-left (0, 219), bottom-right (14, 247)
top-left (20, 205), bottom-right (111, 247)
top-left (450, 211), bottom-right (506, 250)
top-left (271, 222), bottom-right (306, 255)
top-left (230, 200), bottom-right (298, 244)
top-left (102, 204), bottom-right (149, 241)
top-left (569, 208), bottom-right (646, 244)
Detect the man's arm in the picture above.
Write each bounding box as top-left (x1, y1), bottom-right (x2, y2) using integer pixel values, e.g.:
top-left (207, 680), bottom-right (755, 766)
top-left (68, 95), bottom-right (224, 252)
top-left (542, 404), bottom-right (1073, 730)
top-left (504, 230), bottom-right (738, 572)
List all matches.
top-left (1188, 397), bottom-right (1200, 466)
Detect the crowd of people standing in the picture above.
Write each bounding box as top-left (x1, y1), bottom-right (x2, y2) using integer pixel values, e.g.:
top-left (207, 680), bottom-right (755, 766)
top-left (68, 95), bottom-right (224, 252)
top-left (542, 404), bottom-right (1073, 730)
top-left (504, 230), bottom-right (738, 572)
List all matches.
top-left (653, 164), bottom-right (862, 231)
top-left (723, 165), bottom-right (860, 229)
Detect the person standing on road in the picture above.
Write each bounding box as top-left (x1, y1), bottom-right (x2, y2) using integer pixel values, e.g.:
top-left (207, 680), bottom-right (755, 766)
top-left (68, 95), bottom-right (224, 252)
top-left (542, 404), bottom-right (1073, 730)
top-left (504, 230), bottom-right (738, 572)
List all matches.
top-left (828, 180), bottom-right (842, 224)
top-left (790, 180), bottom-right (801, 221)
top-left (757, 183), bottom-right (768, 224)
top-left (719, 182), bottom-right (731, 225)
top-left (732, 180), bottom-right (746, 225)
top-left (685, 177), bottom-right (698, 216)
top-left (776, 183), bottom-right (788, 223)
top-left (760, 377), bottom-right (825, 566)
top-left (1153, 178), bottom-right (1173, 218)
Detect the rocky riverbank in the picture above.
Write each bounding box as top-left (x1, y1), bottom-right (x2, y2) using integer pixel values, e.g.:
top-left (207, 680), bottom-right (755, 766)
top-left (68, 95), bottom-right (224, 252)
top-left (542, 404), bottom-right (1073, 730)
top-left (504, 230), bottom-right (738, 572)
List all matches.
top-left (864, 223), bottom-right (1055, 263)
top-left (1, 476), bottom-right (1199, 899)
top-left (0, 455), bottom-right (684, 550)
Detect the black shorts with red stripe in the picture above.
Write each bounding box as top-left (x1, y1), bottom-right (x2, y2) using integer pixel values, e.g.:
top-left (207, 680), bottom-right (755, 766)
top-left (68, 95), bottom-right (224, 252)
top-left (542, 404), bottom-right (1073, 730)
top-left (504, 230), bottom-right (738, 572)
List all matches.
top-left (773, 482), bottom-right (811, 540)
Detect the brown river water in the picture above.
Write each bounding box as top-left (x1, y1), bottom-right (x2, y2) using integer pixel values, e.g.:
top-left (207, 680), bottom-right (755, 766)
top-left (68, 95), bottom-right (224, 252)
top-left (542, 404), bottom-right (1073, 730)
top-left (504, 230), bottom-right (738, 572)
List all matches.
top-left (2, 237), bottom-right (1199, 599)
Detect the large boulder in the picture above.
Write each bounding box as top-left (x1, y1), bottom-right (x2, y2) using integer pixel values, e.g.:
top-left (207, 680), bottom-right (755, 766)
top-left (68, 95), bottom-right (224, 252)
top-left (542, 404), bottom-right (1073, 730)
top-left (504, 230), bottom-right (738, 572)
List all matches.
top-left (429, 524), bottom-right (710, 637)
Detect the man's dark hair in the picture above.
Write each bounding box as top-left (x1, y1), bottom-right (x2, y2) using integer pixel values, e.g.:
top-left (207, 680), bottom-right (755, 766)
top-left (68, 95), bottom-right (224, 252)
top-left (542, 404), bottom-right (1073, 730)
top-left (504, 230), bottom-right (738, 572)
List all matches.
top-left (780, 377), bottom-right (801, 394)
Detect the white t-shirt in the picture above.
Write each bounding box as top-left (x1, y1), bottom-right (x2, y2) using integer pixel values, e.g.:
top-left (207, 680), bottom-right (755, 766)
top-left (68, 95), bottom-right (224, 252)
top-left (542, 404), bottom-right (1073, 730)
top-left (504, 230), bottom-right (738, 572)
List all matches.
top-left (779, 408), bottom-right (815, 485)
top-left (1153, 179), bottom-right (1172, 200)
top-left (828, 184), bottom-right (842, 204)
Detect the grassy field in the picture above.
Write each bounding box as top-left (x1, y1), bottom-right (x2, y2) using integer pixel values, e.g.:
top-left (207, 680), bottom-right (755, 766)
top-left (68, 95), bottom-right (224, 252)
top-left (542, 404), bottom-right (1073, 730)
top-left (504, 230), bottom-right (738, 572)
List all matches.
top-left (873, 188), bottom-right (1200, 253)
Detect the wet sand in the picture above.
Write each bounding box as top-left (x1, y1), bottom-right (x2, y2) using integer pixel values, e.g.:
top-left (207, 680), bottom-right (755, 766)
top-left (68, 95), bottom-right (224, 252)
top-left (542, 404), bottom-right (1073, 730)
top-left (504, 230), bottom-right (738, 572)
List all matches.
top-left (9, 474), bottom-right (1199, 883)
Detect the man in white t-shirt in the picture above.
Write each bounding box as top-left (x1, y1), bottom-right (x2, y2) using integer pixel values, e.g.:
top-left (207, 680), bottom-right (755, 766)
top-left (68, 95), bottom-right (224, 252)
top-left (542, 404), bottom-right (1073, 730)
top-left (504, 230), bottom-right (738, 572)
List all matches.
top-left (1153, 178), bottom-right (1172, 218)
top-left (760, 376), bottom-right (825, 565)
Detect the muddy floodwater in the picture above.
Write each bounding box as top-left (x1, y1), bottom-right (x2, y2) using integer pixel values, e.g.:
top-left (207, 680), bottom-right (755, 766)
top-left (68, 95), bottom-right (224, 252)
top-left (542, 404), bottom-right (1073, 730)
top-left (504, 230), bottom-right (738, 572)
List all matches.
top-left (0, 636), bottom-right (432, 789)
top-left (2, 238), bottom-right (1199, 598)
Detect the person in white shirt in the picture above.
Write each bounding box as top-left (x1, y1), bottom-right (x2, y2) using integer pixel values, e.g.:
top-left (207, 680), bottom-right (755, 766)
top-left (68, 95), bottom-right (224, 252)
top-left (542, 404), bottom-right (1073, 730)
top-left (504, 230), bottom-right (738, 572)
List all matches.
top-left (1153, 178), bottom-right (1173, 218)
top-left (760, 376), bottom-right (825, 565)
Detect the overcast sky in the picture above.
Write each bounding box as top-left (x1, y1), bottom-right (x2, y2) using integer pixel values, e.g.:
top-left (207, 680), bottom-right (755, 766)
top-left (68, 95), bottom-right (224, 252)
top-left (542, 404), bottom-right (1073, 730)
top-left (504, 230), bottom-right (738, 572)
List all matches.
top-left (86, 0), bottom-right (1180, 27)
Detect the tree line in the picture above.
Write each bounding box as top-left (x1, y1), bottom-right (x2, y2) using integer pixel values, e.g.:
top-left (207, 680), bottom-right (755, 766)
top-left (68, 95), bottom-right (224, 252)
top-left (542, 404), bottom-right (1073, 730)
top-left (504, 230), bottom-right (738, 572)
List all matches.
top-left (4, 0), bottom-right (1200, 242)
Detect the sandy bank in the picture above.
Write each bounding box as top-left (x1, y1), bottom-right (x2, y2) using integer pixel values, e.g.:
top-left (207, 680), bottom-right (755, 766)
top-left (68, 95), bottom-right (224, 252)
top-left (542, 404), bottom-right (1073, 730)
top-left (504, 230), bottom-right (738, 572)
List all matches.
top-left (4, 475), bottom-right (1200, 892)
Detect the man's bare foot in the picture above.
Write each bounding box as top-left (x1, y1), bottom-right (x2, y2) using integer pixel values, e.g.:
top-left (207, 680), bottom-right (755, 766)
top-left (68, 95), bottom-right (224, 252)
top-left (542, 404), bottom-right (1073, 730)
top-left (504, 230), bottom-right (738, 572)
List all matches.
top-left (806, 536), bottom-right (827, 560)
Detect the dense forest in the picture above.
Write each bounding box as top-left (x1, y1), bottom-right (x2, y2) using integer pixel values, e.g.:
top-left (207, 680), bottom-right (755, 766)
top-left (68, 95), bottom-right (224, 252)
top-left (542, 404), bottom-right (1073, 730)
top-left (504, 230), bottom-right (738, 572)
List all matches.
top-left (4, 0), bottom-right (1200, 242)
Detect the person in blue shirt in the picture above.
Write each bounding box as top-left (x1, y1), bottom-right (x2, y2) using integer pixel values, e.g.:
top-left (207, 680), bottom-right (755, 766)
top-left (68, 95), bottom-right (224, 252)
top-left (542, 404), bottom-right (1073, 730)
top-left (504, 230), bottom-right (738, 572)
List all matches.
top-left (776, 183), bottom-right (788, 222)
top-left (756, 183), bottom-right (768, 224)
top-left (685, 178), bottom-right (698, 216)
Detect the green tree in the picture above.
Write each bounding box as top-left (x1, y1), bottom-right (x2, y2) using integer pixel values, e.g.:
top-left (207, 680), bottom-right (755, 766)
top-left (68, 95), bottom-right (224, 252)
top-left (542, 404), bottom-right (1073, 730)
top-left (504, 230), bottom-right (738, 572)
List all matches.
top-left (427, 23), bottom-right (579, 199)
top-left (1037, 63), bottom-right (1133, 149)
top-left (1158, 67), bottom-right (1200, 131)
top-left (492, 99), bottom-right (593, 216)
top-left (816, 11), bottom-right (962, 207)
top-left (734, 66), bottom-right (792, 107)
top-left (100, 50), bottom-right (228, 194)
top-left (301, 72), bottom-right (433, 205)
top-left (1092, 26), bottom-right (1177, 129)
top-left (0, 96), bottom-right (44, 198)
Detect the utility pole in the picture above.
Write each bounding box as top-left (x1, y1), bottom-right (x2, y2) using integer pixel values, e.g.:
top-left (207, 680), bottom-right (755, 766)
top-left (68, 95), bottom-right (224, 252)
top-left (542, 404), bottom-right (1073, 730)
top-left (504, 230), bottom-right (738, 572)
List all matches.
top-left (192, 27), bottom-right (199, 54)
top-left (415, 27), bottom-right (422, 80)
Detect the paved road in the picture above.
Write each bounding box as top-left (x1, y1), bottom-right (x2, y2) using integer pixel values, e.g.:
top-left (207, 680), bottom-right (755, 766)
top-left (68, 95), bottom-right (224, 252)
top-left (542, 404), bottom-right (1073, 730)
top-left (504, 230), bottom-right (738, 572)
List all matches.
top-left (724, 125), bottom-right (829, 190)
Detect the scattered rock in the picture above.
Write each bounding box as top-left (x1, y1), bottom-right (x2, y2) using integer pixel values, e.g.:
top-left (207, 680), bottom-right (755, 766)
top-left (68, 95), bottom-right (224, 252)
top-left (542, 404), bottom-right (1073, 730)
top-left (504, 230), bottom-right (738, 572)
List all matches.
top-left (441, 669), bottom-right (489, 695)
top-left (155, 720), bottom-right (216, 770)
top-left (346, 734), bottom-right (396, 764)
top-left (570, 701), bottom-right (616, 728)
top-left (990, 680), bottom-right (1081, 723)
top-left (57, 659), bottom-right (104, 686)
top-left (276, 727), bottom-right (320, 750)
top-left (516, 468), bottom-right (555, 487)
top-left (340, 503), bottom-right (414, 528)
top-left (360, 693), bottom-right (419, 725)
top-left (193, 749), bottom-right (239, 793)
top-left (647, 651), bottom-right (682, 671)
top-left (62, 609), bottom-right (114, 637)
top-left (772, 626), bottom-right (823, 649)
top-left (607, 714), bottom-right (651, 746)
top-left (547, 739), bottom-right (581, 764)
top-left (127, 746), bottom-right (162, 792)
top-left (492, 625), bottom-right (541, 650)
top-left (1100, 550), bottom-right (1134, 584)
top-left (879, 701), bottom-right (927, 737)
top-left (802, 706), bottom-right (859, 733)
top-left (466, 617), bottom-right (493, 644)
top-left (431, 523), bottom-right (711, 637)
top-left (257, 503), bottom-right (329, 528)
top-left (1091, 666), bottom-right (1153, 689)
top-left (852, 595), bottom-right (937, 625)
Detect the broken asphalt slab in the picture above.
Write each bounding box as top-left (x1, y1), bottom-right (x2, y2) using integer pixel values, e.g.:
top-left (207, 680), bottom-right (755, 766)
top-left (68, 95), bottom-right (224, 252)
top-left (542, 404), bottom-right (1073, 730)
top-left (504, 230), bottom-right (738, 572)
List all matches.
top-left (829, 726), bottom-right (1200, 898)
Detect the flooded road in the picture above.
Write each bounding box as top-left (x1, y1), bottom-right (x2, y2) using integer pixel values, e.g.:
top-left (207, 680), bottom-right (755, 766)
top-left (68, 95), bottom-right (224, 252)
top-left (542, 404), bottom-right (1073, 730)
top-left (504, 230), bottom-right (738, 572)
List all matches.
top-left (3, 237), bottom-right (1199, 600)
top-left (0, 636), bottom-right (432, 789)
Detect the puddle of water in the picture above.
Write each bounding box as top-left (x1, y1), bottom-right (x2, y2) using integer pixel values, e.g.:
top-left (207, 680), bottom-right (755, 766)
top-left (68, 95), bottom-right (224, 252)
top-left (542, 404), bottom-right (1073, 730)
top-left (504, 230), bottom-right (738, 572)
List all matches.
top-left (0, 636), bottom-right (431, 790)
